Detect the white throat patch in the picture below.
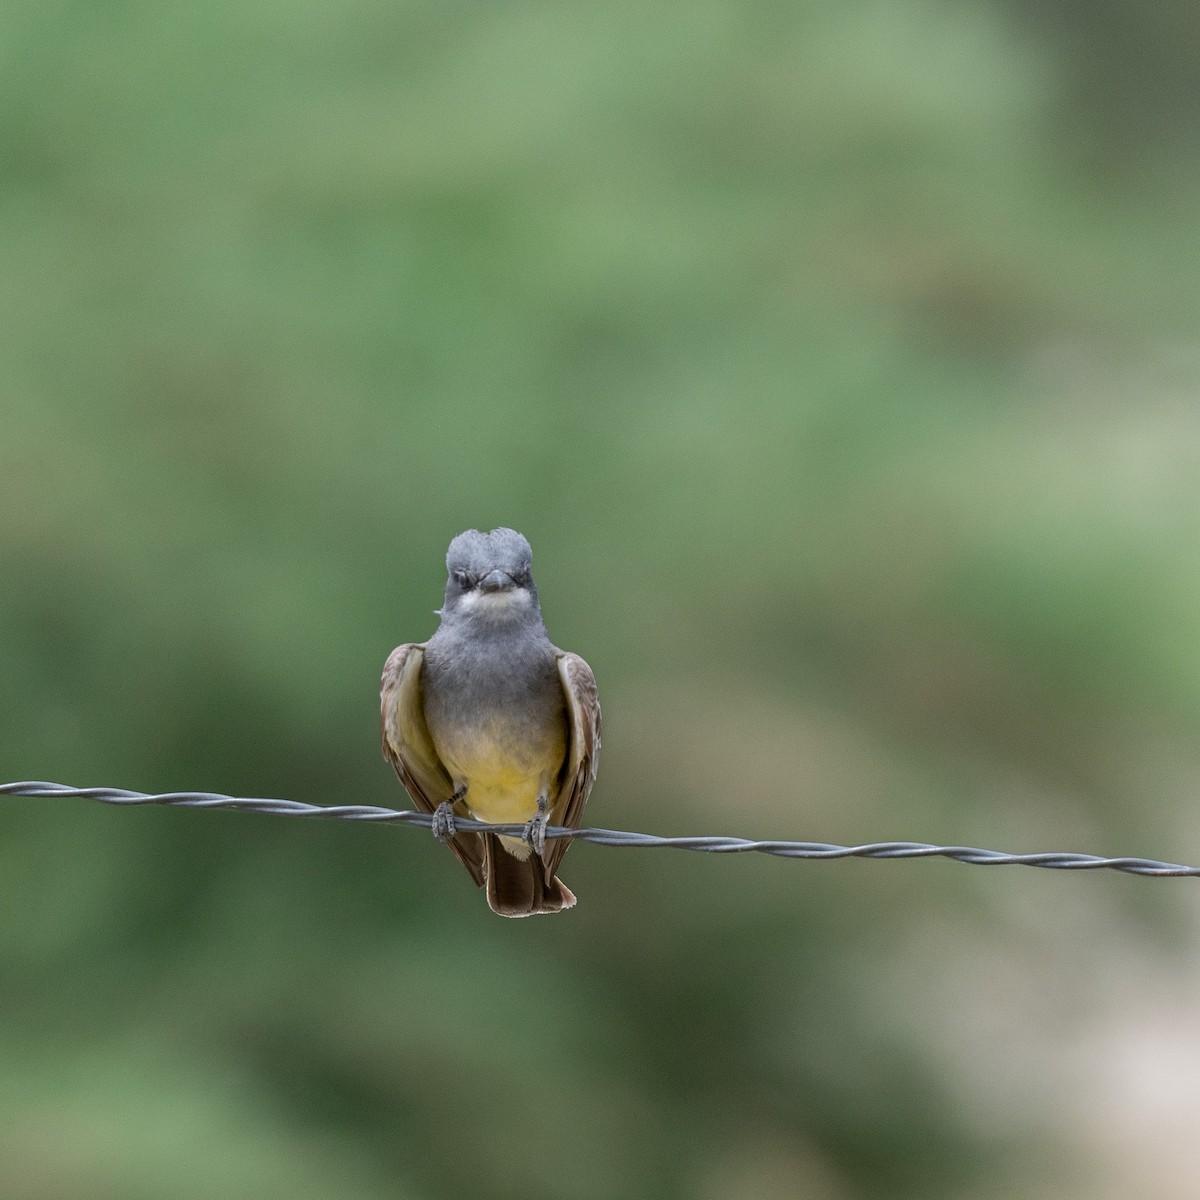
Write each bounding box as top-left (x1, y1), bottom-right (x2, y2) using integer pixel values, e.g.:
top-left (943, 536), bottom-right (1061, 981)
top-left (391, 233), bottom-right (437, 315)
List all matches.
top-left (457, 588), bottom-right (532, 618)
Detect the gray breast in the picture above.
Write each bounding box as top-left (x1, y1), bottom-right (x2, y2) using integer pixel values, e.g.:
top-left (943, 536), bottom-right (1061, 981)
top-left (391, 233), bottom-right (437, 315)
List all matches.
top-left (422, 627), bottom-right (565, 746)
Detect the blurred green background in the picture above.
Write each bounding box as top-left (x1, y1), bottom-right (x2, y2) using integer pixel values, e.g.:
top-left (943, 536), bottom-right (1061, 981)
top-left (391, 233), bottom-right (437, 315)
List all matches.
top-left (4, 1), bottom-right (1200, 1197)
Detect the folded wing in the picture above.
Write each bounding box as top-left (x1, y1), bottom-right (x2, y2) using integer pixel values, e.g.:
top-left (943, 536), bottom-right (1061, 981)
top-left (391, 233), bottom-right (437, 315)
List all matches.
top-left (380, 642), bottom-right (485, 886)
top-left (544, 651), bottom-right (601, 882)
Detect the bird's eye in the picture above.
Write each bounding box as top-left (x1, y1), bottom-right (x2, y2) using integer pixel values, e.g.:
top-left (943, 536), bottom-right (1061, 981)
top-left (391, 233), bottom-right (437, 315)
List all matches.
top-left (452, 569), bottom-right (473, 589)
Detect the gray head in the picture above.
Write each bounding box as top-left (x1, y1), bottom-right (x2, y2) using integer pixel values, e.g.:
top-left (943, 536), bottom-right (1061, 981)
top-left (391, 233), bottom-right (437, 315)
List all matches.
top-left (439, 528), bottom-right (541, 626)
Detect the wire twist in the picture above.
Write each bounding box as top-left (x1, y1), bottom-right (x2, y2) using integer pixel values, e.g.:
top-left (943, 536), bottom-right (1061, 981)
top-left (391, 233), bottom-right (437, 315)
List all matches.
top-left (3, 781), bottom-right (1198, 878)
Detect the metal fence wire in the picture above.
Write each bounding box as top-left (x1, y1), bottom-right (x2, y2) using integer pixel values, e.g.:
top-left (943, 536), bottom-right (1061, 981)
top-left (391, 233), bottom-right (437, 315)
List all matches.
top-left (3, 780), bottom-right (1198, 879)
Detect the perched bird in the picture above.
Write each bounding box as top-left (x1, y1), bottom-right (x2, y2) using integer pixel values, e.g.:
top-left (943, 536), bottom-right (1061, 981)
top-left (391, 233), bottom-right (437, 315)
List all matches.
top-left (380, 528), bottom-right (601, 916)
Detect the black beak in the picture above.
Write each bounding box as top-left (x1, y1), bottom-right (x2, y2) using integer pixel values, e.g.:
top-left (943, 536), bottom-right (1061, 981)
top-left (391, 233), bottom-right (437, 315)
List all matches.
top-left (478, 569), bottom-right (516, 593)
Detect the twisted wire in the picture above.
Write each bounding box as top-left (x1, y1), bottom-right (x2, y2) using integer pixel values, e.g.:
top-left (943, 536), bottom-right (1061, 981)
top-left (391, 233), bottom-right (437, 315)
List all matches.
top-left (3, 781), bottom-right (1197, 878)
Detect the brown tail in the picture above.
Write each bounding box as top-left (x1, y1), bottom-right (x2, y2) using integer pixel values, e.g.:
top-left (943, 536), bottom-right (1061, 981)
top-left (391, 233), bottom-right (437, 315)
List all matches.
top-left (483, 833), bottom-right (577, 917)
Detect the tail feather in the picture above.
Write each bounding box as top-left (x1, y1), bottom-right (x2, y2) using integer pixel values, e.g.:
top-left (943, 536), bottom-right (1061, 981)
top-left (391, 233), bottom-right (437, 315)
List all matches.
top-left (483, 833), bottom-right (576, 917)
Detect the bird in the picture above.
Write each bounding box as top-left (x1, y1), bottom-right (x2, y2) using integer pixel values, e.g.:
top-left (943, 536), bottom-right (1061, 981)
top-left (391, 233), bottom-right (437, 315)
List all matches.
top-left (380, 528), bottom-right (600, 916)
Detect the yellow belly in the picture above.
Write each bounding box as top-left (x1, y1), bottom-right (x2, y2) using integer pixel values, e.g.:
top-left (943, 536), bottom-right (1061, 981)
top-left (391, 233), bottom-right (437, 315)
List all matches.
top-left (434, 723), bottom-right (565, 827)
top-left (463, 770), bottom-right (543, 825)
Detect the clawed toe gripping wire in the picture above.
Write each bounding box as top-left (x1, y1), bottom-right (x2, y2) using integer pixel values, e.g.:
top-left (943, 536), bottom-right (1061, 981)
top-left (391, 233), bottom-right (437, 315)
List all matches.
top-left (3, 781), bottom-right (1199, 879)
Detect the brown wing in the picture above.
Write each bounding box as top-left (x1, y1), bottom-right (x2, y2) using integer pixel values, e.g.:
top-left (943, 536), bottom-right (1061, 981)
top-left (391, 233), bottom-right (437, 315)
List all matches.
top-left (543, 651), bottom-right (601, 881)
top-left (380, 643), bottom-right (485, 886)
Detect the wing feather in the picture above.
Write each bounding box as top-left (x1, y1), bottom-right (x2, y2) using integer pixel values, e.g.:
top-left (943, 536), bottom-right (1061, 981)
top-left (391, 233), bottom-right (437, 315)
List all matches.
top-left (544, 651), bottom-right (601, 880)
top-left (380, 643), bottom-right (485, 886)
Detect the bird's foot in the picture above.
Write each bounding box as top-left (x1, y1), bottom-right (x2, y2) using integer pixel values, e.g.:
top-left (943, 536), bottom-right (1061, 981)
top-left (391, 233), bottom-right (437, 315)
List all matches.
top-left (431, 802), bottom-right (457, 842)
top-left (523, 795), bottom-right (549, 858)
top-left (432, 787), bottom-right (466, 842)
